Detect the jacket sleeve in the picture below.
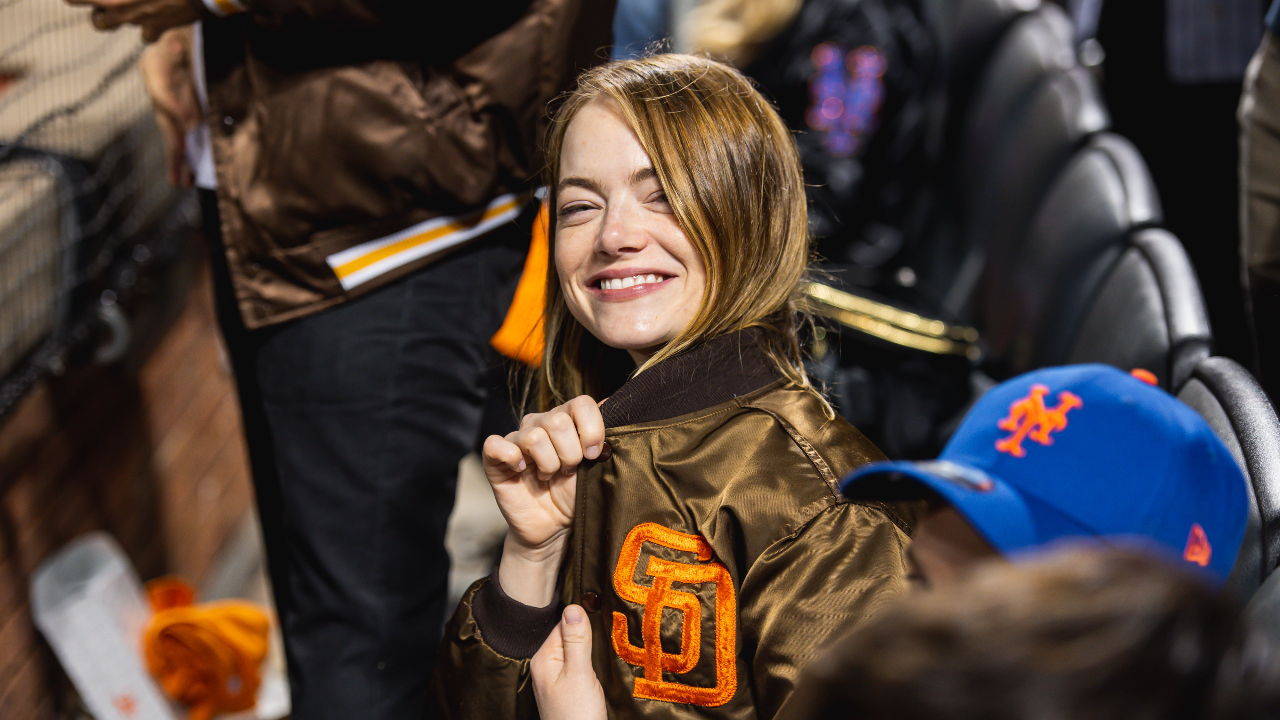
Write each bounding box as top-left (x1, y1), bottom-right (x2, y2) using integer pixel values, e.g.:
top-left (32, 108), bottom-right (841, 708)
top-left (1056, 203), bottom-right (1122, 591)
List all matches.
top-left (737, 500), bottom-right (911, 719)
top-left (228, 0), bottom-right (530, 36)
top-left (427, 574), bottom-right (561, 719)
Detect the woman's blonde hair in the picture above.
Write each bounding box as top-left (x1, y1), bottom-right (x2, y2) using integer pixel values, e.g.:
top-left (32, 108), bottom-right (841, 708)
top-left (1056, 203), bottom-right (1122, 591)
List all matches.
top-left (535, 54), bottom-right (815, 412)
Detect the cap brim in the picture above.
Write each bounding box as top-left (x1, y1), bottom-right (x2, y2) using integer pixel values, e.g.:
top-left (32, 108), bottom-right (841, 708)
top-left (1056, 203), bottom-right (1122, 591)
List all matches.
top-left (840, 460), bottom-right (1038, 554)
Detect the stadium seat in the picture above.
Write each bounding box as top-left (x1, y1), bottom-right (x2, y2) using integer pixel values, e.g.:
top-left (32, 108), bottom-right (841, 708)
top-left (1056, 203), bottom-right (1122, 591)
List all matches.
top-left (980, 133), bottom-right (1162, 376)
top-left (1067, 228), bottom-right (1211, 390)
top-left (945, 0), bottom-right (1041, 113)
top-left (944, 67), bottom-right (1109, 318)
top-left (1247, 565), bottom-right (1280, 641)
top-left (957, 4), bottom-right (1076, 184)
top-left (1177, 357), bottom-right (1280, 600)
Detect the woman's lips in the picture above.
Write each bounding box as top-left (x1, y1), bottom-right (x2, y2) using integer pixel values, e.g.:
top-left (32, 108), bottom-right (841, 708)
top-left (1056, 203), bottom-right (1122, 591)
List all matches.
top-left (586, 272), bottom-right (672, 302)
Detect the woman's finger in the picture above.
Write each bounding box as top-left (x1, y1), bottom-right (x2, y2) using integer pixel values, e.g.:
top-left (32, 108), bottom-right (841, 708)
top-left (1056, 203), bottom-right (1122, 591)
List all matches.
top-left (482, 435), bottom-right (526, 478)
top-left (513, 426), bottom-right (561, 480)
top-left (567, 396), bottom-right (606, 459)
top-left (538, 410), bottom-right (584, 472)
top-left (558, 605), bottom-right (592, 674)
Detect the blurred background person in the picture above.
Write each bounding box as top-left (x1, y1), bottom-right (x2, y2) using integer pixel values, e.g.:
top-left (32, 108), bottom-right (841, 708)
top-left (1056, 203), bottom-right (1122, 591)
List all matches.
top-left (67, 1), bottom-right (614, 720)
top-left (1240, 0), bottom-right (1280, 402)
top-left (782, 547), bottom-right (1280, 720)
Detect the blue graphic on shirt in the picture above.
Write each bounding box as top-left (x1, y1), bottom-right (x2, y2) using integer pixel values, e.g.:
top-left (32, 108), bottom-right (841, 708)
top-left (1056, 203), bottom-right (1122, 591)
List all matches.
top-left (806, 43), bottom-right (887, 158)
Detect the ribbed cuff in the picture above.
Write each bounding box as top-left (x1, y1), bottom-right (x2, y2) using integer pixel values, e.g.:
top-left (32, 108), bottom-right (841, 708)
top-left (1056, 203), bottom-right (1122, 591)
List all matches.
top-left (473, 571), bottom-right (562, 659)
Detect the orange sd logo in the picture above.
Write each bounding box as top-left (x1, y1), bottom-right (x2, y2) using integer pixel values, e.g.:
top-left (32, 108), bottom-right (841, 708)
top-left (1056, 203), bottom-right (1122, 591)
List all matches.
top-left (995, 384), bottom-right (1083, 457)
top-left (612, 522), bottom-right (736, 707)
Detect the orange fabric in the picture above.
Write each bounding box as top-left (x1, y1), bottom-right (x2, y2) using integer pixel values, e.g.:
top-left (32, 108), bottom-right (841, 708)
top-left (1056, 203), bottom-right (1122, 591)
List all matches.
top-left (141, 577), bottom-right (271, 720)
top-left (148, 576), bottom-right (196, 610)
top-left (995, 384), bottom-right (1083, 457)
top-left (490, 202), bottom-right (548, 366)
top-left (612, 522), bottom-right (737, 707)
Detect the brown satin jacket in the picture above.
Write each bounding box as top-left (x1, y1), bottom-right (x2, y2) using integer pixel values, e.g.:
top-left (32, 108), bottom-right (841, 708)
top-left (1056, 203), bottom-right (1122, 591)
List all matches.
top-left (429, 332), bottom-right (915, 719)
top-left (197, 0), bottom-right (614, 328)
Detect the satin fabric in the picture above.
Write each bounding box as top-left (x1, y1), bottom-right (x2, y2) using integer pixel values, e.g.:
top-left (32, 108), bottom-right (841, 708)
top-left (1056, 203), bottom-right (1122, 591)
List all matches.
top-left (431, 380), bottom-right (914, 719)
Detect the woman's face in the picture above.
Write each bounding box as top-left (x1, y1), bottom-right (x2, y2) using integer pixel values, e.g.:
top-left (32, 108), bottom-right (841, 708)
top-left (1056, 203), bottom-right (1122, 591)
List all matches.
top-left (554, 100), bottom-right (707, 364)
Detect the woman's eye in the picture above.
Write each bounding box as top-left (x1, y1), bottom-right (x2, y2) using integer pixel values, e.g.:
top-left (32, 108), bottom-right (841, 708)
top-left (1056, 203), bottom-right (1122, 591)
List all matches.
top-left (557, 203), bottom-right (591, 218)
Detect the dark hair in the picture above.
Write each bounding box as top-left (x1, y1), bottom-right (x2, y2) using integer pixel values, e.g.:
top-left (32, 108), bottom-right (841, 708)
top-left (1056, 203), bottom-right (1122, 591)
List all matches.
top-left (786, 547), bottom-right (1280, 720)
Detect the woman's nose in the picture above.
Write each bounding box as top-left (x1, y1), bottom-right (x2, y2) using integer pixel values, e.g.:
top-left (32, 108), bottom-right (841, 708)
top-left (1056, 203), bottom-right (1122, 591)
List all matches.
top-left (596, 203), bottom-right (647, 255)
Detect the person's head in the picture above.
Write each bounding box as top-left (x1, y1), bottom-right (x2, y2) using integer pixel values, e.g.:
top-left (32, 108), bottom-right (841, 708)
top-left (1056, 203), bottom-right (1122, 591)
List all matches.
top-left (537, 54), bottom-right (812, 410)
top-left (842, 364), bottom-right (1250, 589)
top-left (785, 546), bottom-right (1280, 720)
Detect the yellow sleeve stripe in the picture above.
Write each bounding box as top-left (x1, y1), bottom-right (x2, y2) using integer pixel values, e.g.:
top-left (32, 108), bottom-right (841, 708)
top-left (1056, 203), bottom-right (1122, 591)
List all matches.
top-left (326, 193), bottom-right (525, 291)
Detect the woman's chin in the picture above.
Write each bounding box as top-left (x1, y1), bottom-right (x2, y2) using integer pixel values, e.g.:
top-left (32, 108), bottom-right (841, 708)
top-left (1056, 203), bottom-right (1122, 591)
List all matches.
top-left (596, 331), bottom-right (677, 358)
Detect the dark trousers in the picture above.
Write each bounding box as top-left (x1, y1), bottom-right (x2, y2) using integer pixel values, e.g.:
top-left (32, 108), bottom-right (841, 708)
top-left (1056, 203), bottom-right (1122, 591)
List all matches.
top-left (200, 191), bottom-right (524, 720)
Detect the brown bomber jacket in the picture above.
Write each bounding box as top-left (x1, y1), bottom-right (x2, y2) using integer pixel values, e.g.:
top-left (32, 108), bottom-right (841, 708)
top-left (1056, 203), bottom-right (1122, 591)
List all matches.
top-left (429, 331), bottom-right (915, 719)
top-left (197, 1), bottom-right (614, 328)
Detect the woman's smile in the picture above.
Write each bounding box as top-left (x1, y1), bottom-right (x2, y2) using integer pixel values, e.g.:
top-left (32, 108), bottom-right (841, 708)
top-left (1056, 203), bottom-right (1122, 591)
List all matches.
top-left (587, 269), bottom-right (673, 299)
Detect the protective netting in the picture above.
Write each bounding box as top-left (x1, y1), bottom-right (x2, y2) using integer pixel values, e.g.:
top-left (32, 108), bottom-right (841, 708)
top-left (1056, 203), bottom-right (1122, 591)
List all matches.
top-left (0, 0), bottom-right (195, 420)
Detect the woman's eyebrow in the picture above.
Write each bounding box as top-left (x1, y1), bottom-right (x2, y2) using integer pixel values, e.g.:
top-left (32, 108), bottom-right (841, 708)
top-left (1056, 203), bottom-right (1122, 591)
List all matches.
top-left (558, 176), bottom-right (604, 195)
top-left (629, 167), bottom-right (658, 185)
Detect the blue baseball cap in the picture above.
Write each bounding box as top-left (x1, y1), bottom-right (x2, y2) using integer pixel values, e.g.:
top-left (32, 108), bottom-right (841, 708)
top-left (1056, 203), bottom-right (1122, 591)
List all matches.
top-left (840, 364), bottom-right (1250, 580)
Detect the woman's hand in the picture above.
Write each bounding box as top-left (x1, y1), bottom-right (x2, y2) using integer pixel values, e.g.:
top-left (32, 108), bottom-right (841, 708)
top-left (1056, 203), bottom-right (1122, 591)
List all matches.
top-left (531, 605), bottom-right (607, 720)
top-left (483, 396), bottom-right (604, 606)
top-left (137, 26), bottom-right (199, 186)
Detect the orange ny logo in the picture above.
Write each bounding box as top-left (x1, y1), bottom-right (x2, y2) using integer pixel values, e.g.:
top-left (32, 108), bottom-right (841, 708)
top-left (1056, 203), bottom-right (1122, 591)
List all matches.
top-left (996, 384), bottom-right (1083, 457)
top-left (612, 523), bottom-right (736, 707)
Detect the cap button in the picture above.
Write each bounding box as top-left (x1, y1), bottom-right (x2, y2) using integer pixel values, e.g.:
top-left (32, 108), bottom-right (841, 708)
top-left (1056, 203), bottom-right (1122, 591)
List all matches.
top-left (580, 591), bottom-right (601, 613)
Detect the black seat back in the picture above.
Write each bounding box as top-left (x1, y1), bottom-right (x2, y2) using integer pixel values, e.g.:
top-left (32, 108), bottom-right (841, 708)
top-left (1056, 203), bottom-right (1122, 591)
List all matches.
top-left (906, 0), bottom-right (1045, 309)
top-left (945, 0), bottom-right (1042, 117)
top-left (1067, 228), bottom-right (1211, 389)
top-left (1176, 357), bottom-right (1280, 600)
top-left (957, 4), bottom-right (1076, 184)
top-left (945, 67), bottom-right (1109, 318)
top-left (979, 133), bottom-right (1161, 375)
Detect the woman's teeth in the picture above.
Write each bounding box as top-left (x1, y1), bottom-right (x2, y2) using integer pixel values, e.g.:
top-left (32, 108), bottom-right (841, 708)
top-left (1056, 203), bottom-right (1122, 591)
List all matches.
top-left (599, 274), bottom-right (663, 290)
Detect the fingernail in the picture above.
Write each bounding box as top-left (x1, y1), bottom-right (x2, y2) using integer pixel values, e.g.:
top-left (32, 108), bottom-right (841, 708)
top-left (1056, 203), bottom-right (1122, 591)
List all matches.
top-left (585, 445), bottom-right (600, 459)
top-left (565, 605), bottom-right (584, 624)
top-left (516, 460), bottom-right (525, 472)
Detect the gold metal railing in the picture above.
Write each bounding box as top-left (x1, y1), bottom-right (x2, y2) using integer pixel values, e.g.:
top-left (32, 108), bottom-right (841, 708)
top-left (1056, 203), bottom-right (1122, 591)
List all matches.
top-left (804, 282), bottom-right (981, 360)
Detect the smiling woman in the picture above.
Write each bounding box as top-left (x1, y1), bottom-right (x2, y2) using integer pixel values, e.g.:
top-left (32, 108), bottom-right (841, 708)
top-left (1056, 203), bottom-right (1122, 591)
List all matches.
top-left (430, 55), bottom-right (914, 720)
top-left (538, 55), bottom-right (813, 410)
top-left (552, 103), bottom-right (708, 364)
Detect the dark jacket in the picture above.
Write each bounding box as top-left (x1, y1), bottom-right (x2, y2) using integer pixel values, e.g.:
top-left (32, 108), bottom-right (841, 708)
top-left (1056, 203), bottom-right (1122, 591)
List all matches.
top-left (197, 0), bottom-right (614, 328)
top-left (429, 331), bottom-right (915, 719)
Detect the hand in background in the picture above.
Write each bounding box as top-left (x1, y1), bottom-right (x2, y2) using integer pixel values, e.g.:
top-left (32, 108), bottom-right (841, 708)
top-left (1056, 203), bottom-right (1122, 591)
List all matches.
top-left (531, 605), bottom-right (607, 720)
top-left (482, 395), bottom-right (604, 605)
top-left (69, 0), bottom-right (199, 43)
top-left (138, 26), bottom-right (200, 187)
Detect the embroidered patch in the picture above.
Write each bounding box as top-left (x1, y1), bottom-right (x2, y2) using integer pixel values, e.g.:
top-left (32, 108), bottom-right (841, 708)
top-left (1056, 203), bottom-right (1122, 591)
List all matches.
top-left (995, 384), bottom-right (1083, 457)
top-left (1184, 523), bottom-right (1212, 567)
top-left (612, 523), bottom-right (736, 707)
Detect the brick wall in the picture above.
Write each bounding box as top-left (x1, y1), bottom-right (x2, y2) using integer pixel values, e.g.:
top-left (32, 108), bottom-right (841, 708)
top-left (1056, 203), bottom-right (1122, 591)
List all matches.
top-left (0, 251), bottom-right (254, 720)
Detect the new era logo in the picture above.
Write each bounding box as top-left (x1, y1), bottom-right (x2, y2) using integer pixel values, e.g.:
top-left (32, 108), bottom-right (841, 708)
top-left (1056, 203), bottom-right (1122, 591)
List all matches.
top-left (1184, 523), bottom-right (1212, 567)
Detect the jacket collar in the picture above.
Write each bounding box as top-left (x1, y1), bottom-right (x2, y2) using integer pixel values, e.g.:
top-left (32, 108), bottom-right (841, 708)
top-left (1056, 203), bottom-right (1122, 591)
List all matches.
top-left (601, 329), bottom-right (782, 428)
